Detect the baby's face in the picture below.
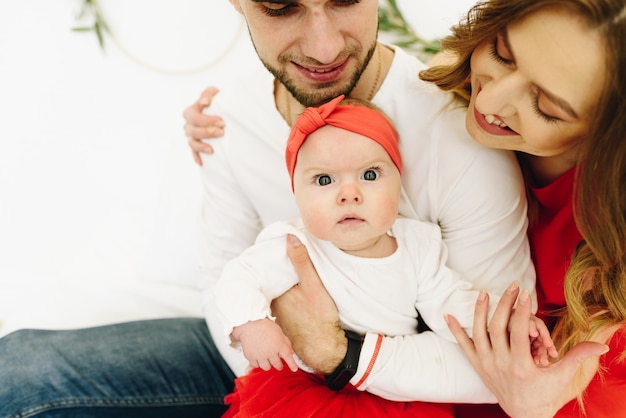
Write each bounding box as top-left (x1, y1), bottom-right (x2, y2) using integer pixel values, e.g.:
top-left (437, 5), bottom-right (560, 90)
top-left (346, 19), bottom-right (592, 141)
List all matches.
top-left (293, 124), bottom-right (401, 253)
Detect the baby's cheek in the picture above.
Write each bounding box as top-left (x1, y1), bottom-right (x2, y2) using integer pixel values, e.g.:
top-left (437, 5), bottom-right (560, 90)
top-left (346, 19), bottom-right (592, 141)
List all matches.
top-left (379, 196), bottom-right (401, 225)
top-left (300, 210), bottom-right (332, 241)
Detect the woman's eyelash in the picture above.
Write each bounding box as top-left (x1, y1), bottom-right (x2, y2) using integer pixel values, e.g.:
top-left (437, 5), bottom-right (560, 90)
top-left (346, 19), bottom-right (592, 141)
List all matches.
top-left (529, 88), bottom-right (559, 124)
top-left (531, 99), bottom-right (560, 124)
top-left (489, 38), bottom-right (512, 65)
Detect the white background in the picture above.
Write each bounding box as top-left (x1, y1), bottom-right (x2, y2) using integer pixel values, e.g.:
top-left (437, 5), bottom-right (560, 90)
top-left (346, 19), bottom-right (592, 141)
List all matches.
top-left (0, 0), bottom-right (477, 334)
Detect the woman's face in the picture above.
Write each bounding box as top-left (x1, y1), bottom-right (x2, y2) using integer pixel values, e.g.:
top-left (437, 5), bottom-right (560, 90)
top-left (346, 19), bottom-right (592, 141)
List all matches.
top-left (467, 7), bottom-right (605, 161)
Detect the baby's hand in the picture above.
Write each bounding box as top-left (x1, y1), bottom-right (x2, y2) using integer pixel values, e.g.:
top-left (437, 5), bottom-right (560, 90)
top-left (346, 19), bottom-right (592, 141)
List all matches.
top-left (527, 314), bottom-right (559, 366)
top-left (231, 318), bottom-right (299, 372)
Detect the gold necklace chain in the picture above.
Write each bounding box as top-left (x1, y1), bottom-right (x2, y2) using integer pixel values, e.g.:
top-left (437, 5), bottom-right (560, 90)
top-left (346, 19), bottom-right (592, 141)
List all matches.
top-left (367, 45), bottom-right (383, 102)
top-left (285, 86), bottom-right (293, 127)
top-left (284, 44), bottom-right (382, 127)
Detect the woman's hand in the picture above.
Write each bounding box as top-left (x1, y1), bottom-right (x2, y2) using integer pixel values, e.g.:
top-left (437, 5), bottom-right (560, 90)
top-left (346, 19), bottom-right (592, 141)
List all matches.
top-left (182, 86), bottom-right (225, 165)
top-left (271, 234), bottom-right (347, 374)
top-left (446, 282), bottom-right (609, 418)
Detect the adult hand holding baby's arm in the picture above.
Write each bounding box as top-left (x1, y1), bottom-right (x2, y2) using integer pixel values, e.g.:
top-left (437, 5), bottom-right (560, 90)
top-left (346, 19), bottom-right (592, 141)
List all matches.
top-left (272, 235), bottom-right (347, 375)
top-left (231, 318), bottom-right (299, 372)
top-left (446, 281), bottom-right (609, 418)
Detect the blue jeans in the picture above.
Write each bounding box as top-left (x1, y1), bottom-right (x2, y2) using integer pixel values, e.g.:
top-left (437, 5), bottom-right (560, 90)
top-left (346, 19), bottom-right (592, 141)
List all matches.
top-left (0, 318), bottom-right (235, 418)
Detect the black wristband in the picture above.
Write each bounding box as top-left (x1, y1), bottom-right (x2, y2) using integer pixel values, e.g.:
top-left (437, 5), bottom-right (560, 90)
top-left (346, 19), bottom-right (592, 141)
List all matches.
top-left (325, 330), bottom-right (363, 391)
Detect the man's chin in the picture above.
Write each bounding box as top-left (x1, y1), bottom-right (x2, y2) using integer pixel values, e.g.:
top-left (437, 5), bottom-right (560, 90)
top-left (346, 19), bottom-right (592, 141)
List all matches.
top-left (295, 86), bottom-right (354, 107)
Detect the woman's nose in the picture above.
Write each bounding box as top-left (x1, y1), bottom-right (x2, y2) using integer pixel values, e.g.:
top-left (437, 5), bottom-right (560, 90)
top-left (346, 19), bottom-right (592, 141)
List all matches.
top-left (476, 71), bottom-right (524, 118)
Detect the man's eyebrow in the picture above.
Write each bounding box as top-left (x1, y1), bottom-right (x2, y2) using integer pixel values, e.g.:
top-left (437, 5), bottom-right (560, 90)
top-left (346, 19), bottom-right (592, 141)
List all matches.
top-left (503, 28), bottom-right (580, 120)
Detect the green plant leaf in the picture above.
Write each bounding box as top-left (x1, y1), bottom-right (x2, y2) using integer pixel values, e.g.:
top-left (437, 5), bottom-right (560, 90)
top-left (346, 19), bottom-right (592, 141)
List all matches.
top-left (72, 0), bottom-right (107, 50)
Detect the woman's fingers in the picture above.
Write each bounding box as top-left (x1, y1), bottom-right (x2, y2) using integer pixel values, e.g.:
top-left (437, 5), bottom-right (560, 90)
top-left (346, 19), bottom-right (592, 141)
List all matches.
top-left (487, 282), bottom-right (520, 354)
top-left (182, 87), bottom-right (222, 133)
top-left (182, 86), bottom-right (225, 165)
top-left (185, 118), bottom-right (224, 141)
top-left (469, 290), bottom-right (492, 353)
top-left (508, 288), bottom-right (535, 360)
top-left (445, 314), bottom-right (478, 362)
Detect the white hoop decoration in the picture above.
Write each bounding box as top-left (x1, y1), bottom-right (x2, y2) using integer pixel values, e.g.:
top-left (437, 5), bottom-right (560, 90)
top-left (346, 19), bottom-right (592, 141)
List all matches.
top-left (98, 0), bottom-right (245, 74)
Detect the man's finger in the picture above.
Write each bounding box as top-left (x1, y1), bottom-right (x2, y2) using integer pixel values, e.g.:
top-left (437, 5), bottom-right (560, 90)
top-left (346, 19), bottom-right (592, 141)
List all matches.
top-left (286, 234), bottom-right (319, 291)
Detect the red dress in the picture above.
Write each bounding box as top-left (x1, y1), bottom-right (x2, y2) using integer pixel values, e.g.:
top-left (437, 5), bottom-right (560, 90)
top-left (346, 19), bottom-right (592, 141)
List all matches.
top-left (456, 168), bottom-right (626, 417)
top-left (222, 367), bottom-right (454, 418)
top-left (555, 326), bottom-right (626, 417)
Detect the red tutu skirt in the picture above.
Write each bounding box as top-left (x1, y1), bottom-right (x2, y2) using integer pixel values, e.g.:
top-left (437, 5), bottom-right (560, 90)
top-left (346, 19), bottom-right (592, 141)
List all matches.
top-left (223, 366), bottom-right (454, 418)
top-left (454, 404), bottom-right (507, 417)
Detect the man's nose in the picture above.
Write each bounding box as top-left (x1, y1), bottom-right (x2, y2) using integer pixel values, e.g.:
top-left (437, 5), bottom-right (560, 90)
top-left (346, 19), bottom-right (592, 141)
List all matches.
top-left (300, 11), bottom-right (345, 65)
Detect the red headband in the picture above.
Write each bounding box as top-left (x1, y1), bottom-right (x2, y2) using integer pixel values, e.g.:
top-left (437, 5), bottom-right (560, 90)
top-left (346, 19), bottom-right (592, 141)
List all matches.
top-left (285, 95), bottom-right (402, 191)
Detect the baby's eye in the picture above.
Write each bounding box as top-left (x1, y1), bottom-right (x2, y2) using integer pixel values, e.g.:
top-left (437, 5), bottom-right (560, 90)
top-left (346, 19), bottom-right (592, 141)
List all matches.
top-left (362, 169), bottom-right (379, 181)
top-left (315, 174), bottom-right (333, 186)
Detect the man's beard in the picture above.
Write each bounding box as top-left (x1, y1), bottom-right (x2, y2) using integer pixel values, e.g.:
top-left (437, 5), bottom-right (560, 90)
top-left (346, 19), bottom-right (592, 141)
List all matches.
top-left (259, 42), bottom-right (377, 107)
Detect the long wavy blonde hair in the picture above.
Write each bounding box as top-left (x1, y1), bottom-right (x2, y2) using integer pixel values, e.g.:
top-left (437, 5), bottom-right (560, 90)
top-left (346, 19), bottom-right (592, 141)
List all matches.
top-left (421, 0), bottom-right (626, 373)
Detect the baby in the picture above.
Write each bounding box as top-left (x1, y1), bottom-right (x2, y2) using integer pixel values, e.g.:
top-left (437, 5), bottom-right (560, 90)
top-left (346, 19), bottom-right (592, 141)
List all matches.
top-left (215, 95), bottom-right (555, 377)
